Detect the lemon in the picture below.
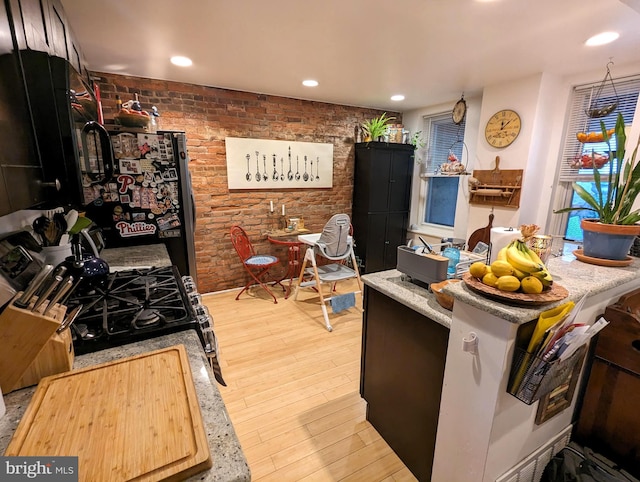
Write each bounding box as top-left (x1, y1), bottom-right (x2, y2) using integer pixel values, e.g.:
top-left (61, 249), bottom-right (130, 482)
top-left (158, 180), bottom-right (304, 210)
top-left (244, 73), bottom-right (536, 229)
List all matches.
top-left (482, 272), bottom-right (499, 287)
top-left (469, 262), bottom-right (488, 279)
top-left (496, 275), bottom-right (521, 292)
top-left (521, 276), bottom-right (543, 294)
top-left (490, 260), bottom-right (514, 278)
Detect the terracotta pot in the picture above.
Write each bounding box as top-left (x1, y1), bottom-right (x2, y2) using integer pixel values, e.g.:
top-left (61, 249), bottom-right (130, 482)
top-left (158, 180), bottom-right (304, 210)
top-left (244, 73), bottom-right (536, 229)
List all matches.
top-left (580, 218), bottom-right (640, 260)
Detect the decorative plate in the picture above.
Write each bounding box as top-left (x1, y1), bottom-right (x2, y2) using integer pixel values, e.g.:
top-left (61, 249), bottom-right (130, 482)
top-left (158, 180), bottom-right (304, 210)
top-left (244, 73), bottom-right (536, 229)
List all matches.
top-left (462, 273), bottom-right (569, 306)
top-left (573, 249), bottom-right (633, 267)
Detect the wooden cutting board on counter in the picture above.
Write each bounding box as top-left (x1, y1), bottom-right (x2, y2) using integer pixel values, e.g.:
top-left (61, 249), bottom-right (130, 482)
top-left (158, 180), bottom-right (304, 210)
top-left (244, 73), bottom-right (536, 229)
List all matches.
top-left (5, 344), bottom-right (212, 481)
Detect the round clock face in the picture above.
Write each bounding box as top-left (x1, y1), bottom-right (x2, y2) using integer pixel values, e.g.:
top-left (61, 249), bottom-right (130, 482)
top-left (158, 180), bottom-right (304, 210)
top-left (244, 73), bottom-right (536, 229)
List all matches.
top-left (485, 109), bottom-right (521, 148)
top-left (452, 99), bottom-right (467, 125)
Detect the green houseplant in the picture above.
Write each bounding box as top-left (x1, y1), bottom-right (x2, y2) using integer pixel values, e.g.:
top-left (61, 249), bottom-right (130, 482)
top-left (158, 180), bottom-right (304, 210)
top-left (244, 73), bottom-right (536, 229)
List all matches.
top-left (361, 112), bottom-right (395, 142)
top-left (555, 112), bottom-right (640, 260)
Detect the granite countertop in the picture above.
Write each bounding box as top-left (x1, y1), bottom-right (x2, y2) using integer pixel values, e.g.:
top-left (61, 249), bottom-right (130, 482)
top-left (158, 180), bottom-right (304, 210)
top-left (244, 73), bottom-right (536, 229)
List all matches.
top-left (362, 253), bottom-right (640, 327)
top-left (0, 330), bottom-right (251, 482)
top-left (361, 269), bottom-right (454, 328)
top-left (100, 244), bottom-right (173, 271)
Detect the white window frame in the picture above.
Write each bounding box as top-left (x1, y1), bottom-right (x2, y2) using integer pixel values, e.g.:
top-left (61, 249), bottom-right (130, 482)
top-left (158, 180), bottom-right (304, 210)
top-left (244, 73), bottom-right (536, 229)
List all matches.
top-left (548, 74), bottom-right (640, 237)
top-left (414, 112), bottom-right (466, 237)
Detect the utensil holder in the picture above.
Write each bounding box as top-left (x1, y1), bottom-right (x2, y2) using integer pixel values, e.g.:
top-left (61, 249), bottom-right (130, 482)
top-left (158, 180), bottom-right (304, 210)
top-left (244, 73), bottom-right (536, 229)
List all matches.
top-left (0, 292), bottom-right (70, 394)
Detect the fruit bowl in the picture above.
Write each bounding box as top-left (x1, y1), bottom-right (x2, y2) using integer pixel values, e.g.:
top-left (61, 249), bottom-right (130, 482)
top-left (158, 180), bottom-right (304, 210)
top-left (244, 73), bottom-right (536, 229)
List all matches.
top-left (430, 279), bottom-right (460, 311)
top-left (462, 273), bottom-right (568, 306)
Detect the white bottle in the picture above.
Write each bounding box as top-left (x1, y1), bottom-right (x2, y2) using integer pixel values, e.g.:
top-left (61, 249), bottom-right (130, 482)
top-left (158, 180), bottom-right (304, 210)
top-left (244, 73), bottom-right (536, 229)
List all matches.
top-left (0, 390), bottom-right (5, 420)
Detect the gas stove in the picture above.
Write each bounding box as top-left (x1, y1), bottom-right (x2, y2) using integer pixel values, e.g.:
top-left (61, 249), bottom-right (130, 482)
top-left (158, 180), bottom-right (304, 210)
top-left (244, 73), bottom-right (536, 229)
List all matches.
top-left (67, 266), bottom-right (199, 355)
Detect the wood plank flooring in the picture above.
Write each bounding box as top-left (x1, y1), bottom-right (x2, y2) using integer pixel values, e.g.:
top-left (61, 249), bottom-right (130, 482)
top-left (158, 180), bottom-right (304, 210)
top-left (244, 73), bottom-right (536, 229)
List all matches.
top-left (202, 280), bottom-right (417, 481)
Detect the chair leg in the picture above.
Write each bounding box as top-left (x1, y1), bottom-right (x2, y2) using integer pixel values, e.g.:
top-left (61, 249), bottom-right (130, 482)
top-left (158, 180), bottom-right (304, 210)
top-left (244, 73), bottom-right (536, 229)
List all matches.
top-left (237, 266), bottom-right (279, 303)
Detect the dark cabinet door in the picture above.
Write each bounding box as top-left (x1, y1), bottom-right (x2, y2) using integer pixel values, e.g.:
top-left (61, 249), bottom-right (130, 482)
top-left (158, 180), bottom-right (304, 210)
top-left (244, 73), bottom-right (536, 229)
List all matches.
top-left (0, 0), bottom-right (46, 215)
top-left (10, 0), bottom-right (49, 52)
top-left (388, 150), bottom-right (413, 212)
top-left (361, 286), bottom-right (449, 481)
top-left (353, 142), bottom-right (413, 273)
top-left (47, 0), bottom-right (67, 60)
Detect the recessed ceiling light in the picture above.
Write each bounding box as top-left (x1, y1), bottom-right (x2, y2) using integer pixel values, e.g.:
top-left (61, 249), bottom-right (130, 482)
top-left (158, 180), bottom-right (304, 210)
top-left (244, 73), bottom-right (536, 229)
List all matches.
top-left (302, 79), bottom-right (319, 87)
top-left (170, 56), bottom-right (193, 67)
top-left (391, 95), bottom-right (405, 101)
top-left (585, 32), bottom-right (619, 46)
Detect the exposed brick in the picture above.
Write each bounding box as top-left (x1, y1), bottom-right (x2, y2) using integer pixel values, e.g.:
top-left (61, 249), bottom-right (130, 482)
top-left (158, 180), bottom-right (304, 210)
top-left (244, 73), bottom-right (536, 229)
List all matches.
top-left (95, 71), bottom-right (402, 293)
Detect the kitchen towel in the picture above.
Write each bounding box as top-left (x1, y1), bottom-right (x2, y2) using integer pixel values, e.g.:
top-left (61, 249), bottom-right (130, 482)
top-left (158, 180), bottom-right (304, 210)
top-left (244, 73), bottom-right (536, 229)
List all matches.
top-left (331, 292), bottom-right (356, 313)
top-left (490, 227), bottom-right (521, 263)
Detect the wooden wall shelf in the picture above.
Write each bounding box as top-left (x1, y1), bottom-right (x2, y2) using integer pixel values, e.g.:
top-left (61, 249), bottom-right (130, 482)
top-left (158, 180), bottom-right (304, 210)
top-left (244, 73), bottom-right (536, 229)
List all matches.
top-left (469, 167), bottom-right (523, 209)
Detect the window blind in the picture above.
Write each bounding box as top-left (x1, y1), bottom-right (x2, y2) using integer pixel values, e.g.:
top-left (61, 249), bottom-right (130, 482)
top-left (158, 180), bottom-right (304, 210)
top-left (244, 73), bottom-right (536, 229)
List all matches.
top-left (558, 75), bottom-right (640, 182)
top-left (422, 113), bottom-right (466, 177)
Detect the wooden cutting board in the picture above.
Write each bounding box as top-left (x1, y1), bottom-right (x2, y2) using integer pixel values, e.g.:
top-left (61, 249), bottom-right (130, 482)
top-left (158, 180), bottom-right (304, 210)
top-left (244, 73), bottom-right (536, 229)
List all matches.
top-left (5, 345), bottom-right (212, 481)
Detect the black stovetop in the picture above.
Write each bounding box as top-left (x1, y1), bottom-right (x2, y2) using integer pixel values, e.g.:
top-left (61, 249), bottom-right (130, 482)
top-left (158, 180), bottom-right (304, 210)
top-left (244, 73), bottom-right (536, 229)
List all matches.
top-left (67, 266), bottom-right (198, 355)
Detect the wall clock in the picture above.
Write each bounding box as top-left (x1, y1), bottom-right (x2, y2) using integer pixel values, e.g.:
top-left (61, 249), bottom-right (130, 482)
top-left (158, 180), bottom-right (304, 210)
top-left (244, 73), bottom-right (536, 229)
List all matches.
top-left (452, 96), bottom-right (467, 125)
top-left (485, 109), bottom-right (521, 148)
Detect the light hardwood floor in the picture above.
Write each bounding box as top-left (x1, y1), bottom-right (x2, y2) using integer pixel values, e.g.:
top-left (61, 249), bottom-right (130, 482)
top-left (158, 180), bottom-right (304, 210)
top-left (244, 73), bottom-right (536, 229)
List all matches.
top-left (202, 280), bottom-right (418, 482)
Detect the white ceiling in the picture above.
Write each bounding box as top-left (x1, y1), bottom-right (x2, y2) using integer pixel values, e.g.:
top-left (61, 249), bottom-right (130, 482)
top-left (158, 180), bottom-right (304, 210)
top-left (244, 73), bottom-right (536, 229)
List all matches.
top-left (60, 0), bottom-right (640, 112)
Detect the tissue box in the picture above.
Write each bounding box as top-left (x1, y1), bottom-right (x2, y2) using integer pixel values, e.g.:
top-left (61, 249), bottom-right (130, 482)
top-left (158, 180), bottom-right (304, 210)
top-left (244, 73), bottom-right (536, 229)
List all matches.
top-left (396, 246), bottom-right (448, 285)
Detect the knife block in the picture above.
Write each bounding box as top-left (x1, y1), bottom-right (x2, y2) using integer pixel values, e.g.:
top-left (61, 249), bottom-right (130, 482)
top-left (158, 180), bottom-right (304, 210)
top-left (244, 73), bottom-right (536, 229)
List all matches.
top-left (0, 292), bottom-right (72, 394)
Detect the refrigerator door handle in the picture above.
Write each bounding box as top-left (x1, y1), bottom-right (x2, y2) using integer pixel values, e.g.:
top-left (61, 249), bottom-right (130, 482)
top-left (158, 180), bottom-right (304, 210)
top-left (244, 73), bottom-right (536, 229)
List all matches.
top-left (81, 121), bottom-right (114, 185)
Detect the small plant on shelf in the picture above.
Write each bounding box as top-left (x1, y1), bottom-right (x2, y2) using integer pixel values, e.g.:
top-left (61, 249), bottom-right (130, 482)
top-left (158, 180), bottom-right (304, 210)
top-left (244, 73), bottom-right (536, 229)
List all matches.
top-left (361, 112), bottom-right (395, 142)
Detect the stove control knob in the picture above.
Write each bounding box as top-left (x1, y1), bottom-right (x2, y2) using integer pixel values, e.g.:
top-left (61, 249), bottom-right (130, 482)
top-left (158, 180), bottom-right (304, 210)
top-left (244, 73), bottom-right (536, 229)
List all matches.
top-left (188, 292), bottom-right (202, 306)
top-left (182, 276), bottom-right (198, 294)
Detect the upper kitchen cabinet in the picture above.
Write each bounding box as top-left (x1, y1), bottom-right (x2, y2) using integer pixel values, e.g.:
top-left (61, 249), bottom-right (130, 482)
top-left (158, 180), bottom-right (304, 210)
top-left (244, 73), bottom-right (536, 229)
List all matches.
top-left (8, 0), bottom-right (48, 52)
top-left (47, 0), bottom-right (86, 76)
top-left (9, 0), bottom-right (88, 77)
top-left (352, 142), bottom-right (414, 273)
top-left (0, 0), bottom-right (47, 216)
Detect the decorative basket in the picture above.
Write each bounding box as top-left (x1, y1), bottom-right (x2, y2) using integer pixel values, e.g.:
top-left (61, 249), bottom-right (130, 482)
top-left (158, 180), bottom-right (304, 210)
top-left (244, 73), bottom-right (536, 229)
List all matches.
top-left (114, 111), bottom-right (150, 128)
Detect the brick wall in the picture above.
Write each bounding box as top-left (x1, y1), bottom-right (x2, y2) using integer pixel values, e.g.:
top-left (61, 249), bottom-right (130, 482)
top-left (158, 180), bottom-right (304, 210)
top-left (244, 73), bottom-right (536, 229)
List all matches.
top-left (94, 72), bottom-right (401, 293)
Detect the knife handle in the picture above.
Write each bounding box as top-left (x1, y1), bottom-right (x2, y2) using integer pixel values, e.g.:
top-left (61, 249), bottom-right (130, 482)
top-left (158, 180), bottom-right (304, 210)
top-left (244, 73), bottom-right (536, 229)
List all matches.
top-left (13, 264), bottom-right (54, 308)
top-left (32, 275), bottom-right (63, 313)
top-left (43, 276), bottom-right (74, 315)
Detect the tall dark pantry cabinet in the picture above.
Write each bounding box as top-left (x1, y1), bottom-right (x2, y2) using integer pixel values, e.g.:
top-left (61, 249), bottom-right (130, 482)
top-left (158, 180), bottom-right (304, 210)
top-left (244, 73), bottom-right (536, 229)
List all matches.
top-left (352, 142), bottom-right (414, 273)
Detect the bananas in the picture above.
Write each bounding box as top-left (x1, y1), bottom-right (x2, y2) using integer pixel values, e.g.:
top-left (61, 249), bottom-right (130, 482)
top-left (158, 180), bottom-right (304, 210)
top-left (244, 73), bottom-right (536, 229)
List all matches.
top-left (506, 241), bottom-right (544, 274)
top-left (504, 240), bottom-right (553, 287)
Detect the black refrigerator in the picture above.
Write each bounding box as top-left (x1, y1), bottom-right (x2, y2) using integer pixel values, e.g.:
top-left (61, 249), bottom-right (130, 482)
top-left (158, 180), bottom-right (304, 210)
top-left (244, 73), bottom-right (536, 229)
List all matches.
top-left (81, 129), bottom-right (197, 281)
top-left (20, 51), bottom-right (196, 281)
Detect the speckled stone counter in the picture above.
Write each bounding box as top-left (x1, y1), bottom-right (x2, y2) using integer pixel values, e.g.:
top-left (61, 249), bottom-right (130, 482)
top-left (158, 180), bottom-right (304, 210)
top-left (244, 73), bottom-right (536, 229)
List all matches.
top-left (100, 244), bottom-right (173, 271)
top-left (0, 330), bottom-right (251, 482)
top-left (361, 269), bottom-right (453, 328)
top-left (362, 254), bottom-right (640, 326)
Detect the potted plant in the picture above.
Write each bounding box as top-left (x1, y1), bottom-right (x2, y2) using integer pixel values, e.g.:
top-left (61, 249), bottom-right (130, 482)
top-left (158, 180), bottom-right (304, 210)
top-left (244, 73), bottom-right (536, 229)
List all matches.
top-left (361, 112), bottom-right (395, 142)
top-left (555, 112), bottom-right (640, 260)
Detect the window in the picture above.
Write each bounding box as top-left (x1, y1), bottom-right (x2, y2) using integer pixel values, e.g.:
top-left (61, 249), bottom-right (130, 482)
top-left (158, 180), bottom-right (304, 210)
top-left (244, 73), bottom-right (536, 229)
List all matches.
top-left (554, 75), bottom-right (640, 241)
top-left (419, 113), bottom-right (466, 227)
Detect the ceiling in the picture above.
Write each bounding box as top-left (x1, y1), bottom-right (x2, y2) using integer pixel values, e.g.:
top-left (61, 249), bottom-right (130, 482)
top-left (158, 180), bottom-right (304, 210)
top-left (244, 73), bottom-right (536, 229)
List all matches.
top-left (60, 0), bottom-right (640, 112)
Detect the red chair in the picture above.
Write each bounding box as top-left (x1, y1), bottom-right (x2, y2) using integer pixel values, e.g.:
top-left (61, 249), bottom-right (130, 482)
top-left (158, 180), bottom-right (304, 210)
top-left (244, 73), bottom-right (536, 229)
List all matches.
top-left (230, 225), bottom-right (284, 303)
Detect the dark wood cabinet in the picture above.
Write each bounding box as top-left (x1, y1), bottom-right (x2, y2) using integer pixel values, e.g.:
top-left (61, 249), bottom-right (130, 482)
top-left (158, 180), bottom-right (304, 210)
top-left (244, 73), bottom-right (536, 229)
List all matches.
top-left (574, 288), bottom-right (640, 477)
top-left (0, 0), bottom-right (90, 214)
top-left (360, 285), bottom-right (449, 481)
top-left (0, 0), bottom-right (47, 215)
top-left (353, 142), bottom-right (413, 273)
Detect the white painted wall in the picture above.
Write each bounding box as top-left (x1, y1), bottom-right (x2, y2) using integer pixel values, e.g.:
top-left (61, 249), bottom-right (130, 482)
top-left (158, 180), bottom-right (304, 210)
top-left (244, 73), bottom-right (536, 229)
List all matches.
top-left (402, 62), bottom-right (640, 247)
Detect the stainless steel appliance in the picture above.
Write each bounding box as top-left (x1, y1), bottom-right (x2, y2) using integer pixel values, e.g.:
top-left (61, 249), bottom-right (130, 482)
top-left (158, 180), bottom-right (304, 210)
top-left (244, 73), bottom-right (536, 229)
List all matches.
top-left (65, 266), bottom-right (224, 384)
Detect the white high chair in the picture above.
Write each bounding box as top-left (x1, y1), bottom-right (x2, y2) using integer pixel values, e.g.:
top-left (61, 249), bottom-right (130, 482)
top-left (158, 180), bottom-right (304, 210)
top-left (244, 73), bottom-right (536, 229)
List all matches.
top-left (293, 214), bottom-right (362, 332)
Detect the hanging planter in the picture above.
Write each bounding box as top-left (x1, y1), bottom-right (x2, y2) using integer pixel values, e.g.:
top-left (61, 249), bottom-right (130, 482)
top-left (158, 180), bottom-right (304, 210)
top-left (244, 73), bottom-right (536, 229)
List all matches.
top-left (438, 139), bottom-right (469, 175)
top-left (585, 61), bottom-right (619, 119)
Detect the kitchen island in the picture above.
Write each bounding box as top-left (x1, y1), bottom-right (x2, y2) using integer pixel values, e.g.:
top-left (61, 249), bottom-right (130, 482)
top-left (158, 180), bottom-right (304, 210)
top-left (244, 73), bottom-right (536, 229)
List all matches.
top-left (0, 330), bottom-right (250, 482)
top-left (361, 253), bottom-right (640, 482)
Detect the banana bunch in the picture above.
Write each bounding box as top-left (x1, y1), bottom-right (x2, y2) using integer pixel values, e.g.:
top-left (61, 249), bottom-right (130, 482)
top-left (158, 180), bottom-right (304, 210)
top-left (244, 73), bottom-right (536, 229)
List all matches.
top-left (501, 240), bottom-right (553, 287)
